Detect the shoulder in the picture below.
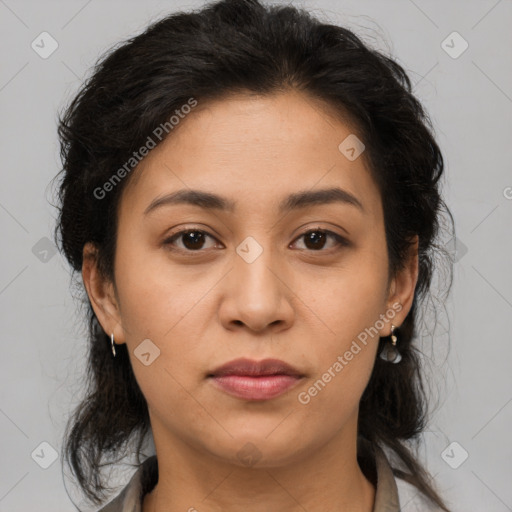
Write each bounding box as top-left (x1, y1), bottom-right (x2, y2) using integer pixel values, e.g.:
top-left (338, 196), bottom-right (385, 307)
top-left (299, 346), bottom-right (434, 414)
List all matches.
top-left (395, 476), bottom-right (445, 512)
top-left (96, 479), bottom-right (139, 512)
top-left (370, 440), bottom-right (446, 512)
top-left (96, 455), bottom-right (157, 512)
top-left (96, 484), bottom-right (133, 512)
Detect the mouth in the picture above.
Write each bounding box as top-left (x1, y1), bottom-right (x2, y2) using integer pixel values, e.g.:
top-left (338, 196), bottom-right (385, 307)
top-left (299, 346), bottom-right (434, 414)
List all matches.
top-left (207, 358), bottom-right (305, 401)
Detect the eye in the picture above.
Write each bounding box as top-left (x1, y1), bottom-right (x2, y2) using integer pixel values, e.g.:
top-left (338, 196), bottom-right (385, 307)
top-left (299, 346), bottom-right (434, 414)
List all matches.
top-left (163, 227), bottom-right (349, 254)
top-left (291, 228), bottom-right (349, 252)
top-left (163, 229), bottom-right (220, 252)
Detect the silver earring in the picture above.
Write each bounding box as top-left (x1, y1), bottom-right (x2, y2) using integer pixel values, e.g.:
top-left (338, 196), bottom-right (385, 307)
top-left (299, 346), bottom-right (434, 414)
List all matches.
top-left (380, 324), bottom-right (401, 364)
top-left (111, 333), bottom-right (116, 357)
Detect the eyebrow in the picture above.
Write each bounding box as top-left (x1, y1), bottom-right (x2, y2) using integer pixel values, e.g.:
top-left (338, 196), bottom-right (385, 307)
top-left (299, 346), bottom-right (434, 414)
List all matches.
top-left (143, 186), bottom-right (365, 216)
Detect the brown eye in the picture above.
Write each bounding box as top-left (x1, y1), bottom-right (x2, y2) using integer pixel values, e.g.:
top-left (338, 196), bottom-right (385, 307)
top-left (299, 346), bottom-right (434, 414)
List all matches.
top-left (164, 230), bottom-right (218, 252)
top-left (292, 229), bottom-right (349, 251)
top-left (163, 227), bottom-right (349, 255)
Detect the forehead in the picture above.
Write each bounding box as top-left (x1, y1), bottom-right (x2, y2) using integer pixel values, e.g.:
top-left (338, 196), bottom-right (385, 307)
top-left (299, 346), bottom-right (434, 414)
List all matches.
top-left (119, 90), bottom-right (382, 219)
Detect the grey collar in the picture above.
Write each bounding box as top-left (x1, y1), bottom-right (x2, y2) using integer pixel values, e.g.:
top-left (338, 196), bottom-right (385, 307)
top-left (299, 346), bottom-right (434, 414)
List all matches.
top-left (99, 444), bottom-right (401, 512)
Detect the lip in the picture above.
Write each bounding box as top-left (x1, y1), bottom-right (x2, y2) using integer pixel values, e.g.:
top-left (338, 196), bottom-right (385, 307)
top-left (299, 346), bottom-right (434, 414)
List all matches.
top-left (207, 358), bottom-right (304, 401)
top-left (209, 357), bottom-right (303, 377)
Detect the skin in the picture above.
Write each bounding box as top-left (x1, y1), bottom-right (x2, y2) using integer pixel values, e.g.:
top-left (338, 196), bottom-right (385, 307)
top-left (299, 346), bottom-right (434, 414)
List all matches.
top-left (82, 89), bottom-right (418, 512)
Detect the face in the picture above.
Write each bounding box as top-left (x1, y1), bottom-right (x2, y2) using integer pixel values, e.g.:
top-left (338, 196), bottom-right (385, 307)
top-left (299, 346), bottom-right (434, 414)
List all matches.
top-left (83, 89), bottom-right (418, 468)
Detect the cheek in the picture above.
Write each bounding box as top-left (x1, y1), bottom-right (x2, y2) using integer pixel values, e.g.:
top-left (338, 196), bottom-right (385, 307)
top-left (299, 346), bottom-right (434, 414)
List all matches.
top-left (299, 339), bottom-right (377, 410)
top-left (292, 248), bottom-right (389, 348)
top-left (114, 241), bottom-right (210, 341)
top-left (294, 306), bottom-right (379, 441)
top-left (291, 249), bottom-right (388, 412)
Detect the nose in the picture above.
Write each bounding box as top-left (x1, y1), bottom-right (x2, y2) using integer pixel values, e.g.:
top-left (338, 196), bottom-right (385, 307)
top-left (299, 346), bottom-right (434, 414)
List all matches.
top-left (217, 242), bottom-right (294, 334)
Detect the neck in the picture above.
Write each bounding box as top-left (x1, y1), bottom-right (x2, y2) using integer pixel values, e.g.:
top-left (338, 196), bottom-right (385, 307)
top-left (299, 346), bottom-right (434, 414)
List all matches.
top-left (142, 415), bottom-right (375, 512)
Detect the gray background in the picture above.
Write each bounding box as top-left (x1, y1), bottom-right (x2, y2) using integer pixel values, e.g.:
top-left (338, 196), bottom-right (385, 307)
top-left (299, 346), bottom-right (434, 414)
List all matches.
top-left (1, 0), bottom-right (511, 510)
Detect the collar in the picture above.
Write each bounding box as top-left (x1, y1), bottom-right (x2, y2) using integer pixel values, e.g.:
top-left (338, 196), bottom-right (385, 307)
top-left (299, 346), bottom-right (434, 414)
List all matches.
top-left (99, 443), bottom-right (400, 512)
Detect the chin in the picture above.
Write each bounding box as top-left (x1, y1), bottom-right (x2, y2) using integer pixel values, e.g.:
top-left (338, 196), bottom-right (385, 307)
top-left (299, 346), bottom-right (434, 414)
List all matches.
top-left (207, 429), bottom-right (311, 469)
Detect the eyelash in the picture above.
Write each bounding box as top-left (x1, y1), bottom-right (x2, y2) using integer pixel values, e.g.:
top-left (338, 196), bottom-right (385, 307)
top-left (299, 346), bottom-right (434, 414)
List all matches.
top-left (163, 227), bottom-right (349, 255)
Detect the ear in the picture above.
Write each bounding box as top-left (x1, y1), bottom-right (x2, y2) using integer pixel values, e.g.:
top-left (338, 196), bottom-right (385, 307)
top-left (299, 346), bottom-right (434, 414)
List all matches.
top-left (82, 242), bottom-right (126, 344)
top-left (381, 235), bottom-right (419, 336)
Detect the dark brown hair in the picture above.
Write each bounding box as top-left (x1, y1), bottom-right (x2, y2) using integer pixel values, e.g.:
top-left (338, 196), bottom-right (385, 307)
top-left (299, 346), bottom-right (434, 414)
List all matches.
top-left (52, 0), bottom-right (454, 509)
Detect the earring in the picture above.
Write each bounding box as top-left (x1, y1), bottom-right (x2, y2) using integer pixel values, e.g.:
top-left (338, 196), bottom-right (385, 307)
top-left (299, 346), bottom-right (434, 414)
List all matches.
top-left (380, 324), bottom-right (401, 364)
top-left (111, 333), bottom-right (116, 357)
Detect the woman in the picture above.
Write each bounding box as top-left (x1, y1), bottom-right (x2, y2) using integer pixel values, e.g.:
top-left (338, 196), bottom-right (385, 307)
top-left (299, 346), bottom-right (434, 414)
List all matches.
top-left (53, 0), bottom-right (454, 510)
